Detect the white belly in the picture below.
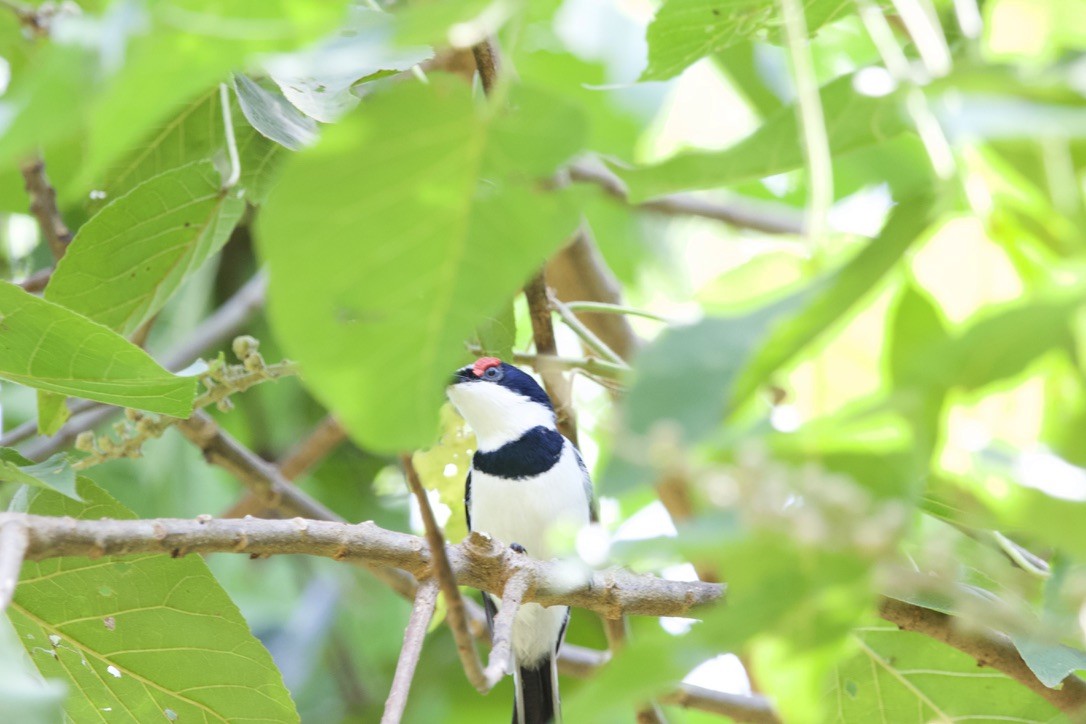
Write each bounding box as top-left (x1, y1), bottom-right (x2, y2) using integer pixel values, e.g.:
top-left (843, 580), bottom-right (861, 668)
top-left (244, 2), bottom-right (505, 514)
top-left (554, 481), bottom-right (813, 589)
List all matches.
top-left (468, 441), bottom-right (591, 665)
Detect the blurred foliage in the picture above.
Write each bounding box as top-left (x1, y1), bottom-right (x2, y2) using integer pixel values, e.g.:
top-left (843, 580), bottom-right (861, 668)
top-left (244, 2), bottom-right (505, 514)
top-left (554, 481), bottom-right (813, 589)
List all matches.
top-left (0, 0), bottom-right (1085, 722)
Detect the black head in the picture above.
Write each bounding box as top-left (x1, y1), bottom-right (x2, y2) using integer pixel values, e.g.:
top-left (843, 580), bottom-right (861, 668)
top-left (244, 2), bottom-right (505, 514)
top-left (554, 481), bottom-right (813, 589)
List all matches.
top-left (450, 357), bottom-right (553, 411)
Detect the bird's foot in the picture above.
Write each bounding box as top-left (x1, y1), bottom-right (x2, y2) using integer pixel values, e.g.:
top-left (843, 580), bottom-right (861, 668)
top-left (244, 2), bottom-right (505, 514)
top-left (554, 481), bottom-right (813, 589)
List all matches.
top-left (509, 542), bottom-right (527, 554)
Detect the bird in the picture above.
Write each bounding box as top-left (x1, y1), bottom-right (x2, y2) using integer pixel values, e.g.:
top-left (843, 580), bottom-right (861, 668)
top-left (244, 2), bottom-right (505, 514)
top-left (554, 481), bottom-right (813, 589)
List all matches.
top-left (447, 356), bottom-right (595, 724)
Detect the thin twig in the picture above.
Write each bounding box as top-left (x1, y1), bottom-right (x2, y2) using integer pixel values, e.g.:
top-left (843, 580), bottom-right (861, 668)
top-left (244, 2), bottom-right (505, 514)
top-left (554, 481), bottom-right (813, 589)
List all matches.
top-left (20, 156), bottom-right (71, 261)
top-left (564, 301), bottom-right (672, 324)
top-left (381, 579), bottom-right (440, 724)
top-left (659, 685), bottom-right (781, 724)
top-left (401, 454), bottom-right (489, 691)
top-left (280, 416), bottom-right (347, 480)
top-left (0, 518), bottom-right (29, 614)
top-left (548, 291), bottom-right (625, 366)
top-left (567, 161), bottom-right (805, 236)
top-left (466, 347), bottom-right (629, 383)
top-left (225, 415), bottom-right (346, 519)
top-left (483, 569), bottom-right (531, 688)
top-left (524, 273), bottom-right (578, 444)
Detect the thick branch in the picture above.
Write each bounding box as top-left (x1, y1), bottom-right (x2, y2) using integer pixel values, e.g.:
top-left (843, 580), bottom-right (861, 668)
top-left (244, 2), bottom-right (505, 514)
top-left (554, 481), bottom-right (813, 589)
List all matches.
top-left (382, 579), bottom-right (439, 724)
top-left (20, 156), bottom-right (71, 260)
top-left (9, 513), bottom-right (1081, 715)
top-left (4, 513), bottom-right (721, 618)
top-left (879, 598), bottom-right (1086, 714)
top-left (567, 161), bottom-right (805, 236)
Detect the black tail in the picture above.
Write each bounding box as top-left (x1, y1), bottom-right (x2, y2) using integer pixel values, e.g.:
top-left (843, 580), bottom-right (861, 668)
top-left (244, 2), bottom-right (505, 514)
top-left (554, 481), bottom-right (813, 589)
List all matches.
top-left (513, 658), bottom-right (557, 724)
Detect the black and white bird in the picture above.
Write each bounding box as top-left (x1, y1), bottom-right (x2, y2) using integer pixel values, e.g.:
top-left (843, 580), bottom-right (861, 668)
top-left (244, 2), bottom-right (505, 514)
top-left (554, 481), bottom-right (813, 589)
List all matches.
top-left (448, 357), bottom-right (595, 724)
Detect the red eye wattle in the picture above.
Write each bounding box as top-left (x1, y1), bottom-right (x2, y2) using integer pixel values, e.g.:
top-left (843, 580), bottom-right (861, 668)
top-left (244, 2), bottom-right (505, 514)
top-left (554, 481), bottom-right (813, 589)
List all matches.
top-left (472, 357), bottom-right (502, 377)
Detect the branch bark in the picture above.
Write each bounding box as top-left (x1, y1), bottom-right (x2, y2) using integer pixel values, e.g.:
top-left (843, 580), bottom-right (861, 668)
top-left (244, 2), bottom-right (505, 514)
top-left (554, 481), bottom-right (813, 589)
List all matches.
top-left (567, 160), bottom-right (805, 236)
top-left (6, 512), bottom-right (1084, 716)
top-left (381, 579), bottom-right (439, 724)
top-left (879, 597), bottom-right (1086, 715)
top-left (20, 155), bottom-right (71, 261)
top-left (402, 454), bottom-right (490, 691)
top-left (524, 271), bottom-right (578, 444)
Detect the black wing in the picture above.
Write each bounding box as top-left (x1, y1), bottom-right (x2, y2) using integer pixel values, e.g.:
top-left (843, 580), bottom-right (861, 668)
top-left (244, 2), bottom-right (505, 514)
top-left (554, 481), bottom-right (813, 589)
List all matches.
top-left (573, 446), bottom-right (599, 524)
top-left (464, 468), bottom-right (473, 531)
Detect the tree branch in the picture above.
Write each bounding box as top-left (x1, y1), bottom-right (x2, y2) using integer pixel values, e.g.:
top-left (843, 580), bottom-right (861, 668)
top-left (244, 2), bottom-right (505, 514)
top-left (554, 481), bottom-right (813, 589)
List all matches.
top-left (20, 156), bottom-right (72, 260)
top-left (567, 160), bottom-right (805, 236)
top-left (545, 228), bottom-right (642, 363)
top-left (471, 39), bottom-right (499, 94)
top-left (3, 513), bottom-right (722, 618)
top-left (659, 685), bottom-right (781, 724)
top-left (879, 597), bottom-right (1086, 714)
top-left (381, 579), bottom-right (439, 724)
top-left (7, 512), bottom-right (1082, 716)
top-left (548, 290), bottom-right (625, 366)
top-left (524, 272), bottom-right (578, 444)
top-left (402, 454), bottom-right (490, 691)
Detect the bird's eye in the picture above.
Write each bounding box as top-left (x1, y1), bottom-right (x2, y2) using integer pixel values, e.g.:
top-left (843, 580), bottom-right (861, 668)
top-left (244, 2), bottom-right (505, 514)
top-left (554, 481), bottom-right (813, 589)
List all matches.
top-left (483, 366), bottom-right (503, 381)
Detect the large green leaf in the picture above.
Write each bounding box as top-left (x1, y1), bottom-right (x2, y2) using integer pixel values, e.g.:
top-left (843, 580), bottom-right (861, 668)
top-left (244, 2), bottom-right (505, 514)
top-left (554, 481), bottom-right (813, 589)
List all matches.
top-left (258, 79), bottom-right (585, 451)
top-left (45, 161), bottom-right (245, 337)
top-left (0, 282), bottom-right (195, 415)
top-left (828, 620), bottom-right (1060, 722)
top-left (618, 74), bottom-right (910, 201)
top-left (8, 477), bottom-right (298, 723)
top-left (642, 0), bottom-right (853, 81)
top-left (232, 74), bottom-right (318, 152)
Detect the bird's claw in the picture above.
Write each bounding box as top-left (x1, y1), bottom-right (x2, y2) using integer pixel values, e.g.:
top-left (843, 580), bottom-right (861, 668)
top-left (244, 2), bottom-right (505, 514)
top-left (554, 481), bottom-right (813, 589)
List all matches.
top-left (509, 542), bottom-right (527, 554)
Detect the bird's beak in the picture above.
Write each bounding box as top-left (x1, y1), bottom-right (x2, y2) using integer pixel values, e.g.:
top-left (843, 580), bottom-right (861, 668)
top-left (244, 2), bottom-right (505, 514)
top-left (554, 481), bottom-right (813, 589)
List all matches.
top-left (449, 366), bottom-right (475, 387)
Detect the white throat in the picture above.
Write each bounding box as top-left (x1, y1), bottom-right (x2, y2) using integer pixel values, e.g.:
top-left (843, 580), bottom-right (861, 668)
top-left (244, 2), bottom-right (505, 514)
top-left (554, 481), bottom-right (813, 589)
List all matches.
top-left (447, 382), bottom-right (556, 451)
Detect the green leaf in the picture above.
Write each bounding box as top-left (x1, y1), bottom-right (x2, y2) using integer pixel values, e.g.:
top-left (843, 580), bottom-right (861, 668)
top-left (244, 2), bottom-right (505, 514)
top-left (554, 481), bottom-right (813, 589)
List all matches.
top-left (45, 161), bottom-right (246, 337)
top-left (233, 74), bottom-right (318, 152)
top-left (92, 86), bottom-right (283, 208)
top-left (642, 0), bottom-right (853, 80)
top-left (828, 619), bottom-right (1060, 722)
top-left (0, 449), bottom-right (78, 501)
top-left (258, 78), bottom-right (584, 451)
top-left (0, 617), bottom-right (66, 724)
top-left (888, 280), bottom-right (950, 389)
top-left (9, 478), bottom-right (298, 723)
top-left (617, 73), bottom-right (910, 201)
top-left (0, 281), bottom-right (195, 415)
top-left (35, 391), bottom-right (70, 437)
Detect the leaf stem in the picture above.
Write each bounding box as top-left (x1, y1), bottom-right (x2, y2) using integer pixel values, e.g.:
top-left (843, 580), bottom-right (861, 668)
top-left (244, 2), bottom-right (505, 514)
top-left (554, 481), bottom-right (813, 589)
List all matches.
top-left (564, 301), bottom-right (672, 324)
top-left (219, 83), bottom-right (241, 191)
